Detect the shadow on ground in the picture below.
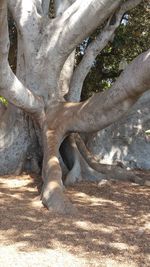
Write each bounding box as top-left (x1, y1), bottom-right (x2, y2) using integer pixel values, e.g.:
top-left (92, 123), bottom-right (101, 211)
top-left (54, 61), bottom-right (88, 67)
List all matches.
top-left (0, 172), bottom-right (150, 267)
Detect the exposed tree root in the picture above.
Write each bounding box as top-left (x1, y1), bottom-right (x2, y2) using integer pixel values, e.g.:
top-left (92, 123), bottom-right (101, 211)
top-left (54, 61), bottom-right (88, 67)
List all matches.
top-left (75, 134), bottom-right (145, 185)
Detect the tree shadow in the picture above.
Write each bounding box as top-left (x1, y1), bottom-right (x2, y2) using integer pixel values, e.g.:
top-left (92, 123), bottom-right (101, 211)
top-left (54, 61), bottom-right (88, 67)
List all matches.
top-left (0, 173), bottom-right (150, 266)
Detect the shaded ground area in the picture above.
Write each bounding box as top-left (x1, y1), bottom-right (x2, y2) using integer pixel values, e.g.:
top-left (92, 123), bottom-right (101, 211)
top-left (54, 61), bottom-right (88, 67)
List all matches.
top-left (0, 172), bottom-right (150, 267)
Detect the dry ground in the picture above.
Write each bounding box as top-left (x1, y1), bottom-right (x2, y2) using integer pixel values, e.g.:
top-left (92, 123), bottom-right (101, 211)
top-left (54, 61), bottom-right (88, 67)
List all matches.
top-left (0, 171), bottom-right (150, 267)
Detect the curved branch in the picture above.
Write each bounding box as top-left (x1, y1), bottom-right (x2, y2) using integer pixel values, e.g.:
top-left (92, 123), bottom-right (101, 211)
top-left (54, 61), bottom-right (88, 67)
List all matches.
top-left (67, 0), bottom-right (142, 101)
top-left (0, 0), bottom-right (44, 119)
top-left (37, 0), bottom-right (122, 97)
top-left (71, 49), bottom-right (150, 133)
top-left (57, 0), bottom-right (122, 55)
top-left (42, 0), bottom-right (122, 66)
top-left (46, 49), bottom-right (150, 137)
top-left (75, 134), bottom-right (144, 185)
top-left (0, 65), bottom-right (45, 118)
top-left (54, 0), bottom-right (76, 97)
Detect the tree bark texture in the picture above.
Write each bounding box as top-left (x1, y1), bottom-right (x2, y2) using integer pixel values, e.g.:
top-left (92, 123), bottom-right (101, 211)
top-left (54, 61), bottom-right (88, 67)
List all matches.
top-left (0, 0), bottom-right (149, 213)
top-left (87, 91), bottom-right (150, 170)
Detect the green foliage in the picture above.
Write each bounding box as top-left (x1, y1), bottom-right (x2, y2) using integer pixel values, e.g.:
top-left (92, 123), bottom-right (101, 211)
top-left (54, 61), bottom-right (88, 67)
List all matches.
top-left (145, 130), bottom-right (150, 136)
top-left (0, 97), bottom-right (7, 106)
top-left (81, 2), bottom-right (150, 99)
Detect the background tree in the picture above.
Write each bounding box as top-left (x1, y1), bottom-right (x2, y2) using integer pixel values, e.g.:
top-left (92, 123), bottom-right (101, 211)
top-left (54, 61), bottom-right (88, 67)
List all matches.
top-left (0, 0), bottom-right (150, 214)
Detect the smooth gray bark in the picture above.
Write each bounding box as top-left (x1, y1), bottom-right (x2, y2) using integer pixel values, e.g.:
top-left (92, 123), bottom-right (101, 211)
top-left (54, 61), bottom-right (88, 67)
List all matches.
top-left (87, 91), bottom-right (150, 170)
top-left (42, 0), bottom-right (50, 15)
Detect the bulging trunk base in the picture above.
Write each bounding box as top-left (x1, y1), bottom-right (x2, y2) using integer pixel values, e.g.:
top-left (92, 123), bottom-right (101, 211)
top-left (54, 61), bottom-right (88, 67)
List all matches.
top-left (0, 106), bottom-right (42, 175)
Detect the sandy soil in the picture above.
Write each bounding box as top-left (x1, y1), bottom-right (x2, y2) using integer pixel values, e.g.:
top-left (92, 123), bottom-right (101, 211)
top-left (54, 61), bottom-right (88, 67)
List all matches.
top-left (0, 172), bottom-right (150, 267)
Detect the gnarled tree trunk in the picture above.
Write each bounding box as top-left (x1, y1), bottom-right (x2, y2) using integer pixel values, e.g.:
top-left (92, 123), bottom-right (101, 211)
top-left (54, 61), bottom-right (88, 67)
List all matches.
top-left (0, 0), bottom-right (149, 214)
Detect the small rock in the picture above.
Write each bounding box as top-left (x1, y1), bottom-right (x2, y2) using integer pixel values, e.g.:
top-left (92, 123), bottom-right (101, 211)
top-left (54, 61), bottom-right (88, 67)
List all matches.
top-left (98, 179), bottom-right (110, 187)
top-left (136, 228), bottom-right (145, 237)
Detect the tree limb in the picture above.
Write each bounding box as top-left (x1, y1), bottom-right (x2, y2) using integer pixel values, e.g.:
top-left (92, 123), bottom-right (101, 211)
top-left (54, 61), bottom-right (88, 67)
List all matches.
top-left (45, 49), bottom-right (150, 137)
top-left (0, 0), bottom-right (44, 119)
top-left (8, 0), bottom-right (41, 34)
top-left (67, 0), bottom-right (142, 101)
top-left (0, 65), bottom-right (45, 118)
top-left (36, 0), bottom-right (122, 98)
top-left (75, 134), bottom-right (144, 185)
top-left (54, 0), bottom-right (76, 97)
top-left (42, 0), bottom-right (123, 68)
top-left (71, 49), bottom-right (150, 133)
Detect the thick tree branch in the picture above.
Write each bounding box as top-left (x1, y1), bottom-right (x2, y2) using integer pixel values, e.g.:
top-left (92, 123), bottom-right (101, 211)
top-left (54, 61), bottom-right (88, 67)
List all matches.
top-left (45, 49), bottom-right (150, 136)
top-left (0, 0), bottom-right (44, 118)
top-left (59, 51), bottom-right (76, 97)
top-left (37, 0), bottom-right (122, 98)
top-left (57, 0), bottom-right (122, 55)
top-left (8, 0), bottom-right (41, 35)
top-left (67, 0), bottom-right (142, 101)
top-left (0, 65), bottom-right (44, 117)
top-left (42, 0), bottom-right (123, 66)
top-left (54, 0), bottom-right (76, 97)
top-left (75, 134), bottom-right (144, 185)
top-left (71, 49), bottom-right (150, 133)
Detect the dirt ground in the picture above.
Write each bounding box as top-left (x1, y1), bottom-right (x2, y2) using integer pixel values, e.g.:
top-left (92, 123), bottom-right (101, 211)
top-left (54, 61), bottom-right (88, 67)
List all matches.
top-left (0, 171), bottom-right (150, 267)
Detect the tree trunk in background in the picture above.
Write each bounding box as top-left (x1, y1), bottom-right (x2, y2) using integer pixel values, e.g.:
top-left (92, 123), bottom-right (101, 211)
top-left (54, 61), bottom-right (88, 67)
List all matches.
top-left (87, 91), bottom-right (150, 170)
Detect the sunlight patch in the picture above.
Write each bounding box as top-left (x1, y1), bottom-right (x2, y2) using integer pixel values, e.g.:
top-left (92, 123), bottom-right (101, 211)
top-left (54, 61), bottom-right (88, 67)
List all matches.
top-left (0, 177), bottom-right (30, 188)
top-left (105, 259), bottom-right (137, 267)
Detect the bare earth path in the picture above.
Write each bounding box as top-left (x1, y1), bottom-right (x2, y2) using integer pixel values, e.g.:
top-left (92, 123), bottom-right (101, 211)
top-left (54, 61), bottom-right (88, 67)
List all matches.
top-left (0, 172), bottom-right (150, 267)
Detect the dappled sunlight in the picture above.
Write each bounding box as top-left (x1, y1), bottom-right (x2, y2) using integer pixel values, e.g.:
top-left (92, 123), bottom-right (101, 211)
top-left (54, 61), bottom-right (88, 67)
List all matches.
top-left (74, 191), bottom-right (123, 208)
top-left (0, 244), bottom-right (87, 267)
top-left (87, 91), bottom-right (150, 170)
top-left (0, 174), bottom-right (150, 266)
top-left (0, 176), bottom-right (31, 188)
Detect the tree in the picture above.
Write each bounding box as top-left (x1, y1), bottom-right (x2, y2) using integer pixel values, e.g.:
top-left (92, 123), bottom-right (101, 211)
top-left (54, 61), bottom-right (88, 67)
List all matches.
top-left (0, 0), bottom-right (150, 214)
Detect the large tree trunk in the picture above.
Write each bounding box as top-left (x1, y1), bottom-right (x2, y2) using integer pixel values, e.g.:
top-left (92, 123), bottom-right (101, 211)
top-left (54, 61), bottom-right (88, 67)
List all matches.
top-left (0, 106), bottom-right (30, 174)
top-left (0, 0), bottom-right (149, 214)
